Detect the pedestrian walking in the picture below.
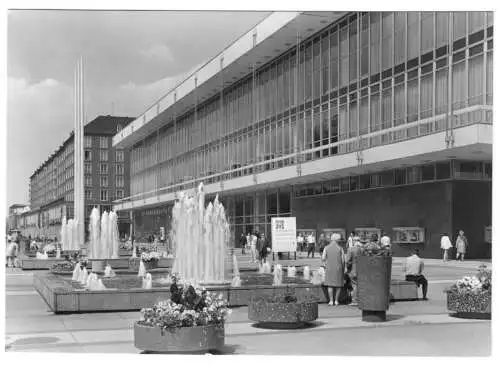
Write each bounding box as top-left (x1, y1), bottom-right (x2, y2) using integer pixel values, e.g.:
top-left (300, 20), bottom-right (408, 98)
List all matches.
top-left (455, 230), bottom-right (468, 261)
top-left (296, 232), bottom-right (305, 252)
top-left (440, 233), bottom-right (452, 262)
top-left (403, 248), bottom-right (428, 300)
top-left (318, 233), bottom-right (328, 254)
top-left (249, 231), bottom-right (258, 263)
top-left (239, 232), bottom-right (247, 255)
top-left (257, 233), bottom-right (269, 264)
top-left (321, 233), bottom-right (345, 306)
top-left (345, 236), bottom-right (361, 306)
top-left (307, 232), bottom-right (316, 258)
top-left (6, 238), bottom-right (18, 268)
top-left (347, 231), bottom-right (355, 249)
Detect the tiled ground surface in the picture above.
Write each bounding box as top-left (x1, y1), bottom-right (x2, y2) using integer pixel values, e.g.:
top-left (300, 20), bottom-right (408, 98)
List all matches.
top-left (4, 256), bottom-right (491, 355)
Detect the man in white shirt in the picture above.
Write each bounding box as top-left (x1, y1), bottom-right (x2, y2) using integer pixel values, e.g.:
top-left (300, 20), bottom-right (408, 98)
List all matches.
top-left (403, 249), bottom-right (428, 300)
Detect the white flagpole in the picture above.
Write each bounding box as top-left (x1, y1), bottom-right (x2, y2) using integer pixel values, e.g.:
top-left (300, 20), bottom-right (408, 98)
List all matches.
top-left (74, 58), bottom-right (85, 250)
top-left (74, 61), bottom-right (79, 250)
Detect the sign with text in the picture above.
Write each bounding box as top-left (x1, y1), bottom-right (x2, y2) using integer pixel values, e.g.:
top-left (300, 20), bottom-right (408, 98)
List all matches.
top-left (271, 217), bottom-right (297, 253)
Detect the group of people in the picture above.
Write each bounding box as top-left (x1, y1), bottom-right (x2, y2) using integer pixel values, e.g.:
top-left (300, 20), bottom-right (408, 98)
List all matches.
top-left (440, 230), bottom-right (469, 262)
top-left (296, 232), bottom-right (328, 258)
top-left (320, 232), bottom-right (429, 306)
top-left (239, 231), bottom-right (270, 264)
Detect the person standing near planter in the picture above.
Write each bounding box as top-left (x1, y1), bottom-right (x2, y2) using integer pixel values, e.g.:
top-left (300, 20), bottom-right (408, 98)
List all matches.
top-left (440, 233), bottom-right (453, 262)
top-left (455, 230), bottom-right (468, 261)
top-left (403, 248), bottom-right (428, 300)
top-left (322, 233), bottom-right (345, 306)
top-left (346, 236), bottom-right (362, 306)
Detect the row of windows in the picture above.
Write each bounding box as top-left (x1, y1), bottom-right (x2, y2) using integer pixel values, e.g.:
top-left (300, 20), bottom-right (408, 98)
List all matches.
top-left (294, 160), bottom-right (491, 198)
top-left (84, 136), bottom-right (110, 149)
top-left (129, 11), bottom-right (493, 198)
top-left (85, 189), bottom-right (124, 201)
top-left (84, 149), bottom-right (125, 162)
top-left (83, 163), bottom-right (125, 175)
top-left (31, 148), bottom-right (125, 208)
top-left (84, 175), bottom-right (124, 188)
top-left (131, 11), bottom-right (492, 172)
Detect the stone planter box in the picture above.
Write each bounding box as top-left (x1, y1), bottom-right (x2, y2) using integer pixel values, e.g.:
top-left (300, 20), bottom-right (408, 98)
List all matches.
top-left (134, 322), bottom-right (224, 353)
top-left (447, 290), bottom-right (491, 319)
top-left (248, 300), bottom-right (318, 328)
top-left (119, 249), bottom-right (132, 257)
top-left (357, 255), bottom-right (392, 322)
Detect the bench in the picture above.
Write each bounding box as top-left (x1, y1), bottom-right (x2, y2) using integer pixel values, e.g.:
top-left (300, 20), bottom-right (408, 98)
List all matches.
top-left (389, 280), bottom-right (419, 301)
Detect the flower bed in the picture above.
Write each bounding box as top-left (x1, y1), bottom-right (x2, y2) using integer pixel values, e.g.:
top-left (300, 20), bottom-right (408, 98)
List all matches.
top-left (134, 275), bottom-right (230, 353)
top-left (445, 265), bottom-right (491, 319)
top-left (51, 261), bottom-right (76, 274)
top-left (248, 288), bottom-right (318, 328)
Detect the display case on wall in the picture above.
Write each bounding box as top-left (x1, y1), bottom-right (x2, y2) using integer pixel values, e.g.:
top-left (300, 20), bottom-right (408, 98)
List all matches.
top-left (393, 227), bottom-right (425, 244)
top-left (323, 228), bottom-right (346, 242)
top-left (484, 226), bottom-right (492, 243)
top-left (354, 228), bottom-right (381, 243)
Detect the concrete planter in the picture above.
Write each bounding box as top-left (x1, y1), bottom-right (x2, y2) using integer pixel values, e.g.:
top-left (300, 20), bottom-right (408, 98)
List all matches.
top-left (248, 300), bottom-right (318, 328)
top-left (134, 322), bottom-right (224, 353)
top-left (357, 255), bottom-right (392, 322)
top-left (447, 290), bottom-right (491, 319)
top-left (91, 260), bottom-right (106, 273)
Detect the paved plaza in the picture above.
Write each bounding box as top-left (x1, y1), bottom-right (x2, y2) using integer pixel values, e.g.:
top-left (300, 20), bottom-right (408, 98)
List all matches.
top-left (4, 256), bottom-right (491, 356)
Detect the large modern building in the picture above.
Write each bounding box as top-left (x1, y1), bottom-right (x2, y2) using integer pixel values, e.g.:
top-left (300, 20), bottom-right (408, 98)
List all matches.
top-left (113, 11), bottom-right (493, 258)
top-left (20, 115), bottom-right (134, 239)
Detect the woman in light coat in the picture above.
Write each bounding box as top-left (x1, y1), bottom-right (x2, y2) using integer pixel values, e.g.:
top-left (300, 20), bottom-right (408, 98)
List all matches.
top-left (455, 230), bottom-right (468, 261)
top-left (440, 233), bottom-right (453, 262)
top-left (322, 233), bottom-right (345, 306)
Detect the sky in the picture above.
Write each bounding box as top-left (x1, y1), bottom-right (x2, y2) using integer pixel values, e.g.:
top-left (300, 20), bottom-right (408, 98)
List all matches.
top-left (6, 10), bottom-right (270, 208)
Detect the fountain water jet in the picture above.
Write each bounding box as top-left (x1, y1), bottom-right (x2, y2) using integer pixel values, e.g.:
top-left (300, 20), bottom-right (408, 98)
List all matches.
top-left (89, 207), bottom-right (100, 258)
top-left (171, 183), bottom-right (230, 285)
top-left (273, 264), bottom-right (283, 286)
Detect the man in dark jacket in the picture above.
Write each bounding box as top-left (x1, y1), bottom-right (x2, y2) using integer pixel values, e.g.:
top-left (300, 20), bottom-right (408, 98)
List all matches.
top-left (256, 232), bottom-right (268, 263)
top-left (239, 233), bottom-right (247, 255)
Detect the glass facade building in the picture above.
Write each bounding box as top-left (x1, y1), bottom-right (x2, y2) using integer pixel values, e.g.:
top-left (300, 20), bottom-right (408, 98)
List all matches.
top-left (115, 12), bottom-right (493, 258)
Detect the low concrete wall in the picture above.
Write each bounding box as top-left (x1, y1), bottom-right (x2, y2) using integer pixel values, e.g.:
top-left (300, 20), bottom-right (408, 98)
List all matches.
top-left (34, 273), bottom-right (417, 314)
top-left (22, 257), bottom-right (174, 271)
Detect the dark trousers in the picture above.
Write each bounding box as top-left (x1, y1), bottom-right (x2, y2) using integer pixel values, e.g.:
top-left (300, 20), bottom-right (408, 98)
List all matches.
top-left (307, 244), bottom-right (315, 257)
top-left (406, 274), bottom-right (428, 299)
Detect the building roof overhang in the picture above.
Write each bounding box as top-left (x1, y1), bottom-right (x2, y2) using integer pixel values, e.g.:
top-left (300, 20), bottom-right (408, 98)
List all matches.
top-left (112, 11), bottom-right (348, 149)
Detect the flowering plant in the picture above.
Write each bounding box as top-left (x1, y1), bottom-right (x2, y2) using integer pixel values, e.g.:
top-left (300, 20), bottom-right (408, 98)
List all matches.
top-left (120, 241), bottom-right (133, 250)
top-left (358, 241), bottom-right (392, 257)
top-left (447, 264), bottom-right (492, 295)
top-left (141, 251), bottom-right (161, 262)
top-left (44, 243), bottom-right (56, 254)
top-left (138, 275), bottom-right (231, 331)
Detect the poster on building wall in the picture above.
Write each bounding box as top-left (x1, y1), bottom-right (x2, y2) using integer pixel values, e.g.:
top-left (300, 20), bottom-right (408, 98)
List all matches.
top-left (271, 217), bottom-right (297, 253)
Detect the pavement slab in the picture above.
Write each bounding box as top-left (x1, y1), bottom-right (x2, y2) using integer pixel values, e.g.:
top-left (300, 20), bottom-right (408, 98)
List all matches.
top-left (4, 260), bottom-right (492, 356)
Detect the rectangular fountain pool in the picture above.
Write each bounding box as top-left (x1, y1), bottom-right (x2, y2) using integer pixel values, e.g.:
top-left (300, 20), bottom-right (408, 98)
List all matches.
top-left (33, 271), bottom-right (417, 314)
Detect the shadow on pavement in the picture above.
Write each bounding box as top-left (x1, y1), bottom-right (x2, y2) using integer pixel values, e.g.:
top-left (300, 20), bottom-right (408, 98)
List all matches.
top-left (250, 321), bottom-right (326, 330)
